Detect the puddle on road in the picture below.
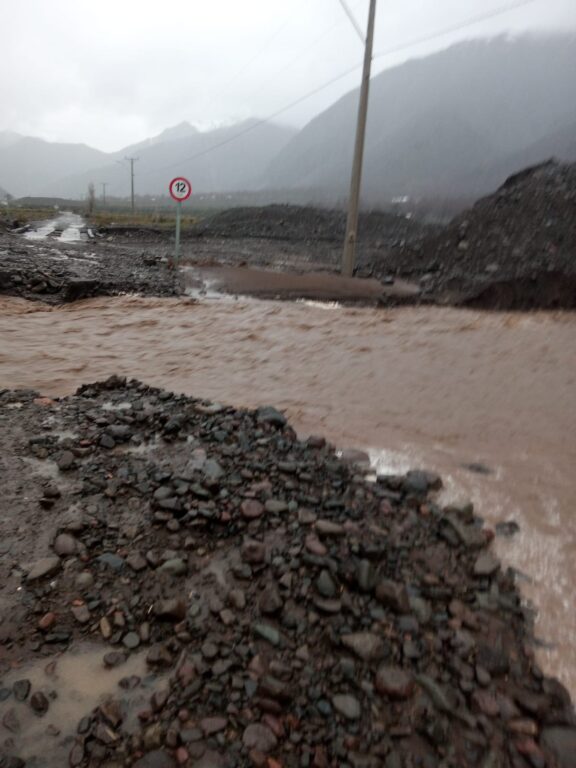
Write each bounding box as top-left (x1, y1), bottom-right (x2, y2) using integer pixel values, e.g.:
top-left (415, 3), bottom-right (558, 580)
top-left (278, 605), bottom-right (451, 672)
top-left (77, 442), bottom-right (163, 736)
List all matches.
top-left (0, 645), bottom-right (163, 764)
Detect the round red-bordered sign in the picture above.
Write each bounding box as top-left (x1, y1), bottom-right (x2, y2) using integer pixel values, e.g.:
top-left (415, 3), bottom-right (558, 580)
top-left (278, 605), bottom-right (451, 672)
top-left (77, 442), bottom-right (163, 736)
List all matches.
top-left (169, 176), bottom-right (192, 202)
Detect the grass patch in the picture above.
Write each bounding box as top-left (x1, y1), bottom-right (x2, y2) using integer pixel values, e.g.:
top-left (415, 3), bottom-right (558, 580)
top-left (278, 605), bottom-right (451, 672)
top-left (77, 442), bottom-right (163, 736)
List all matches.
top-left (0, 207), bottom-right (57, 225)
top-left (88, 210), bottom-right (199, 230)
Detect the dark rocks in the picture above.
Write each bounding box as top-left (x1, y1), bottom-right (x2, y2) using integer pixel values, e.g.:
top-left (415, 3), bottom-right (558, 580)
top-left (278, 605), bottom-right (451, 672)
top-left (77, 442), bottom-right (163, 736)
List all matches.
top-left (315, 569), bottom-right (337, 598)
top-left (256, 406), bottom-right (286, 428)
top-left (1, 377), bottom-right (573, 768)
top-left (12, 679), bottom-right (31, 702)
top-left (473, 551), bottom-right (500, 576)
top-left (375, 579), bottom-right (410, 614)
top-left (71, 604), bottom-right (91, 624)
top-left (375, 666), bottom-right (415, 699)
top-left (30, 691), bottom-right (50, 715)
top-left (242, 723), bottom-right (278, 753)
top-left (259, 585), bottom-right (283, 615)
top-left (242, 539), bottom-right (266, 564)
top-left (155, 598), bottom-right (187, 622)
top-left (133, 751), bottom-right (175, 768)
top-left (540, 727), bottom-right (576, 768)
top-left (342, 633), bottom-right (387, 662)
top-left (332, 694), bottom-right (362, 720)
top-left (241, 499), bottom-right (264, 519)
top-left (253, 623), bottom-right (281, 646)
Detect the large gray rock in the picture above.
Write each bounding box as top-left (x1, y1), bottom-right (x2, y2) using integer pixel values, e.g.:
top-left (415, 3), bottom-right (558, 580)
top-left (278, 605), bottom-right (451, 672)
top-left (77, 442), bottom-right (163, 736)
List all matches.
top-left (26, 557), bottom-right (61, 582)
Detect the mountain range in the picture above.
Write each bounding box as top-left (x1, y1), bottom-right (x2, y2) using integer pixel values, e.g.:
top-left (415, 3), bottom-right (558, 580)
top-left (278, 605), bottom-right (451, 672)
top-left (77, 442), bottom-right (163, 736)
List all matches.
top-left (1, 34), bottom-right (575, 206)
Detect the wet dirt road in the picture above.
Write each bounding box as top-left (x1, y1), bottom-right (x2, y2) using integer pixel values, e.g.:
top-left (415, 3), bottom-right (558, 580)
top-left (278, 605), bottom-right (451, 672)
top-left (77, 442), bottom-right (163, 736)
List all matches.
top-left (0, 294), bottom-right (575, 692)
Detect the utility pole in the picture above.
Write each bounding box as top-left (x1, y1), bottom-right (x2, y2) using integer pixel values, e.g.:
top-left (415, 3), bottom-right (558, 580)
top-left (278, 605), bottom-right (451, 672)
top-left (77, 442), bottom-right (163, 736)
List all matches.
top-left (341, 0), bottom-right (377, 277)
top-left (124, 157), bottom-right (139, 214)
top-left (101, 182), bottom-right (108, 205)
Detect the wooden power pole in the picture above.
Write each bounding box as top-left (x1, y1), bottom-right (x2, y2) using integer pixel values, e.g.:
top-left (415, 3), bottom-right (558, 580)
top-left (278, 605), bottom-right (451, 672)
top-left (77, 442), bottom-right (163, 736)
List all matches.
top-left (341, 0), bottom-right (377, 277)
top-left (125, 157), bottom-right (139, 214)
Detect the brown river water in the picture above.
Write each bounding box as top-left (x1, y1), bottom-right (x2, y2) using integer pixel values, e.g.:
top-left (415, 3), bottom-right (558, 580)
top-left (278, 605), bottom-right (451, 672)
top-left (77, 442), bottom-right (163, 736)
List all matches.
top-left (0, 294), bottom-right (575, 694)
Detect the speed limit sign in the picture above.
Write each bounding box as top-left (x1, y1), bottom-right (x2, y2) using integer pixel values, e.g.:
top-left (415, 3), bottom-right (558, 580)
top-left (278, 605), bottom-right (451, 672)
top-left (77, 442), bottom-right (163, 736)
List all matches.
top-left (169, 176), bottom-right (192, 202)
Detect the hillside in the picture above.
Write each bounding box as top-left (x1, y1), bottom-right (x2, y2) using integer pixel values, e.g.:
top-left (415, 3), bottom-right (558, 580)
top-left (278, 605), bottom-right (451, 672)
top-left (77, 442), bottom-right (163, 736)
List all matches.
top-left (266, 36), bottom-right (576, 204)
top-left (0, 136), bottom-right (107, 198)
top-left (49, 120), bottom-right (297, 199)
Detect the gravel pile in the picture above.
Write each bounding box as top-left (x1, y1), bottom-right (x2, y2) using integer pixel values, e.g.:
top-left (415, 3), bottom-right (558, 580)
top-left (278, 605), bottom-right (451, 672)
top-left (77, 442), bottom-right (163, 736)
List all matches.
top-left (379, 161), bottom-right (576, 309)
top-left (0, 377), bottom-right (574, 767)
top-left (195, 205), bottom-right (433, 249)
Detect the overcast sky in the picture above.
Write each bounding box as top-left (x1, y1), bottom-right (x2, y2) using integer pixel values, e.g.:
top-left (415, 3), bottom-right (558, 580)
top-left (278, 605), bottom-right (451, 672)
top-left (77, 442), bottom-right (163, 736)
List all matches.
top-left (1, 0), bottom-right (575, 152)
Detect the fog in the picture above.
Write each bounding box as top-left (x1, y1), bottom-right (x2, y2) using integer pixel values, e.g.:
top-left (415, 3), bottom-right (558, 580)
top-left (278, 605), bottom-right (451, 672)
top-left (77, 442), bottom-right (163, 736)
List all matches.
top-left (1, 0), bottom-right (575, 151)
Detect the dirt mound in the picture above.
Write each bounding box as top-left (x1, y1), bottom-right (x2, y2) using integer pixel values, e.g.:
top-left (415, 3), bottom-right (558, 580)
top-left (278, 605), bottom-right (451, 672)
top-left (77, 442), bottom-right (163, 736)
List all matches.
top-left (380, 161), bottom-right (576, 309)
top-left (196, 204), bottom-right (432, 247)
top-left (1, 377), bottom-right (574, 767)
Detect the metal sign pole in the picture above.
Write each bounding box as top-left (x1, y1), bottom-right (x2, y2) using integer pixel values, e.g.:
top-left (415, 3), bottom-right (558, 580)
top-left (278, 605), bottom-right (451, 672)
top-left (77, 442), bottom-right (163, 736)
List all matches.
top-left (174, 201), bottom-right (182, 265)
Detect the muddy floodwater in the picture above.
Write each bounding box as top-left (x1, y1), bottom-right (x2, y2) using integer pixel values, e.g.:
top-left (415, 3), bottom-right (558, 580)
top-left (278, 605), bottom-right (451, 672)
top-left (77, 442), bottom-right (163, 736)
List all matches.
top-left (0, 294), bottom-right (575, 693)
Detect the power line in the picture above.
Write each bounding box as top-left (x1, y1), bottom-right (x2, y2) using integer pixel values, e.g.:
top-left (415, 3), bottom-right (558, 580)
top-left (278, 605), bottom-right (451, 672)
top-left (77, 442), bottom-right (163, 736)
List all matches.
top-left (373, 0), bottom-right (538, 61)
top-left (138, 0), bottom-right (538, 181)
top-left (211, 0), bottom-right (308, 101)
top-left (238, 0), bottom-right (364, 117)
top-left (337, 0), bottom-right (365, 43)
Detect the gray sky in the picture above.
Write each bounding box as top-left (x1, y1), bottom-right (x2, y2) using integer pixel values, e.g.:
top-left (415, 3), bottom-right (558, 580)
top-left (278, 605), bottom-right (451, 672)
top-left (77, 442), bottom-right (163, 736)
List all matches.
top-left (1, 0), bottom-right (575, 152)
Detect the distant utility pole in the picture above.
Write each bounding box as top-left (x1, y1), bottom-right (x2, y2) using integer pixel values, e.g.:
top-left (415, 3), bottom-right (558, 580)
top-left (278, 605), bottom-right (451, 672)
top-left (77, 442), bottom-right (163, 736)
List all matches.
top-left (118, 157), bottom-right (139, 213)
top-left (101, 182), bottom-right (108, 204)
top-left (125, 157), bottom-right (139, 213)
top-left (341, 0), bottom-right (377, 277)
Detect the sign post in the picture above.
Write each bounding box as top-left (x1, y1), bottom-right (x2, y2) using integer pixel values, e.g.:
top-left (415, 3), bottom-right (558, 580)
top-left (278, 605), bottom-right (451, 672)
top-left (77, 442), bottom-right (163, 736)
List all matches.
top-left (168, 176), bottom-right (192, 266)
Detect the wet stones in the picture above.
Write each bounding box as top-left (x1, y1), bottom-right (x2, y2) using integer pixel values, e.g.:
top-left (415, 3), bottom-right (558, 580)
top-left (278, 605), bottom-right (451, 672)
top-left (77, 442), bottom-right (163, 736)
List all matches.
top-left (540, 727), bottom-right (576, 768)
top-left (342, 633), bottom-right (387, 662)
top-left (332, 694), bottom-right (362, 720)
top-left (25, 556), bottom-right (61, 582)
top-left (30, 691), bottom-right (50, 715)
top-left (154, 598), bottom-right (187, 622)
top-left (242, 538), bottom-right (266, 564)
top-left (256, 406), bottom-right (286, 428)
top-left (375, 666), bottom-right (415, 700)
top-left (53, 532), bottom-right (78, 556)
top-left (12, 679), bottom-right (31, 702)
top-left (474, 551), bottom-right (500, 576)
top-left (241, 499), bottom-right (264, 519)
top-left (133, 750), bottom-right (176, 768)
top-left (259, 585), bottom-right (283, 615)
top-left (2, 378), bottom-right (574, 768)
top-left (71, 604), bottom-right (91, 624)
top-left (242, 723), bottom-right (278, 753)
top-left (375, 579), bottom-right (410, 614)
top-left (315, 569), bottom-right (337, 598)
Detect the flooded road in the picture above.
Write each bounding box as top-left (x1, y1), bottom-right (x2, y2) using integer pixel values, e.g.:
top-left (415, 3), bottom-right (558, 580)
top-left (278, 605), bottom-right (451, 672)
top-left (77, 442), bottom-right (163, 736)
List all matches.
top-left (23, 211), bottom-right (85, 243)
top-left (0, 294), bottom-right (575, 692)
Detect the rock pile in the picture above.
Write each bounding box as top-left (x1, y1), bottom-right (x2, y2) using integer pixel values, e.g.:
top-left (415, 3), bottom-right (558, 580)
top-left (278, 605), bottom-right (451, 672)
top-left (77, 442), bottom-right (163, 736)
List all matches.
top-left (0, 237), bottom-right (179, 304)
top-left (380, 161), bottom-right (576, 309)
top-left (0, 377), bottom-right (574, 767)
top-left (194, 205), bottom-right (432, 249)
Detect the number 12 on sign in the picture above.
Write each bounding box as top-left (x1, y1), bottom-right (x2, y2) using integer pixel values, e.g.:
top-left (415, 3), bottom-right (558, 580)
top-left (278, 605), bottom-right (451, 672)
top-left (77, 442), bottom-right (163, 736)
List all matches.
top-left (168, 177), bottom-right (192, 265)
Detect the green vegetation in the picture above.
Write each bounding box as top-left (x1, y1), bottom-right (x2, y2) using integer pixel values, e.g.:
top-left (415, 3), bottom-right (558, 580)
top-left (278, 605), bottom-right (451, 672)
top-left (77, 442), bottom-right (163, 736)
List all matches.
top-left (0, 206), bottom-right (56, 226)
top-left (87, 210), bottom-right (200, 230)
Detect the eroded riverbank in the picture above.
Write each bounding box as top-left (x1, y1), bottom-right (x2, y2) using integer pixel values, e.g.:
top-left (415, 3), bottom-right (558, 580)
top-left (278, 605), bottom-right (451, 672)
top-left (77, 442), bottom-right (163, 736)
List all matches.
top-left (0, 295), bottom-right (574, 697)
